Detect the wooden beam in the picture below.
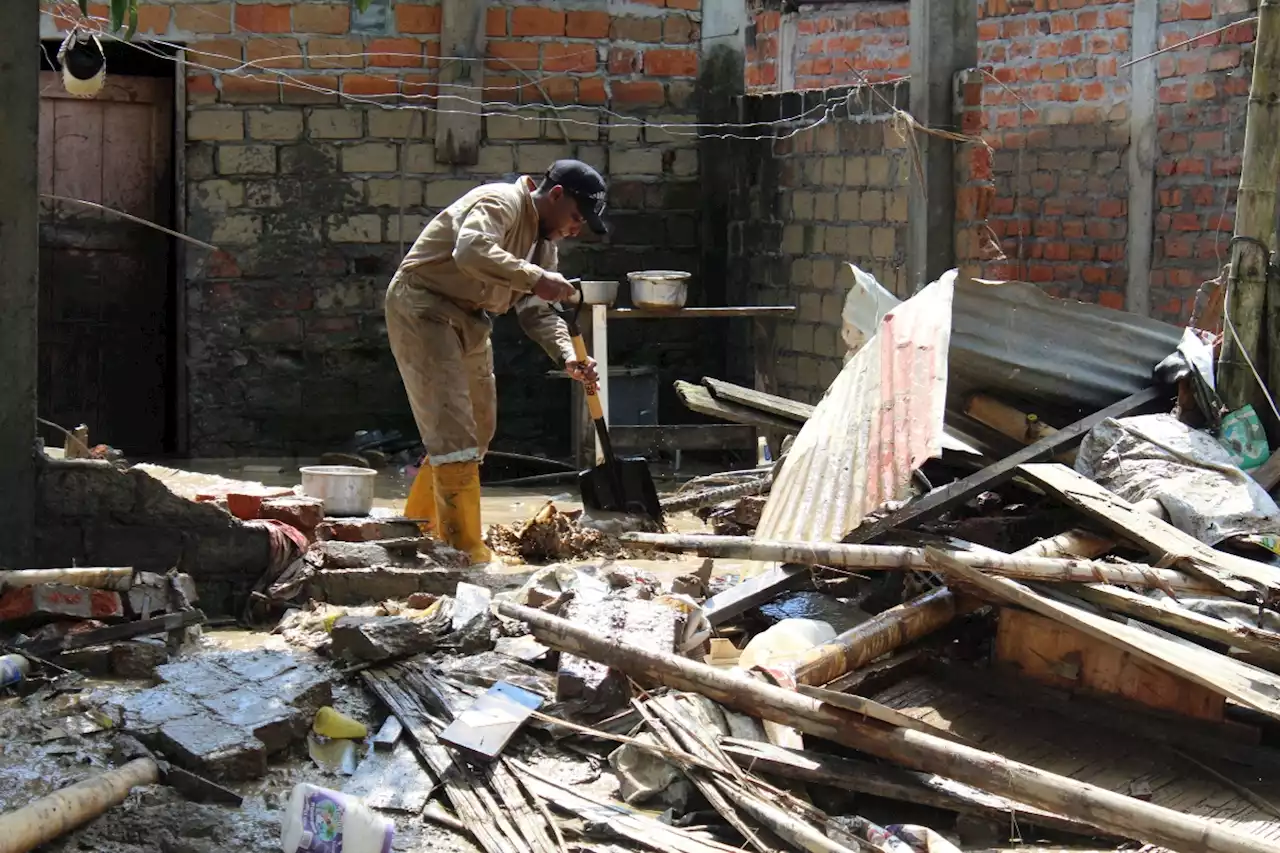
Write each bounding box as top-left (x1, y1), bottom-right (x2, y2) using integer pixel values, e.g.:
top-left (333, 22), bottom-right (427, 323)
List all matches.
top-left (846, 387), bottom-right (1167, 544)
top-left (1018, 462), bottom-right (1280, 600)
top-left (610, 424), bottom-right (757, 453)
top-left (25, 609), bottom-right (205, 656)
top-left (702, 378), bottom-right (812, 424)
top-left (675, 381), bottom-right (802, 433)
top-left (435, 0), bottom-right (486, 165)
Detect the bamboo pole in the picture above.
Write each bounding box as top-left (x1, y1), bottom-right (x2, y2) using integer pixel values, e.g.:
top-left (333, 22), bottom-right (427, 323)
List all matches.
top-left (0, 567), bottom-right (134, 592)
top-left (496, 601), bottom-right (1279, 853)
top-left (0, 758), bottom-right (159, 853)
top-left (620, 533), bottom-right (1214, 594)
top-left (1218, 0), bottom-right (1280, 413)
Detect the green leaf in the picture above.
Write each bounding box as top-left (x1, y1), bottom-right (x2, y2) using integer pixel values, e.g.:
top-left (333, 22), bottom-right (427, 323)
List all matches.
top-left (354, 0), bottom-right (373, 12)
top-left (109, 0), bottom-right (126, 33)
top-left (123, 2), bottom-right (139, 40)
top-left (77, 0), bottom-right (89, 17)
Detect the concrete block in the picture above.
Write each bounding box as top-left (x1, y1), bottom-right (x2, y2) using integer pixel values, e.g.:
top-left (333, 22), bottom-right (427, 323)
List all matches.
top-left (872, 226), bottom-right (897, 259)
top-left (609, 146), bottom-right (663, 176)
top-left (119, 684), bottom-right (202, 734)
top-left (844, 155), bottom-right (868, 186)
top-left (329, 614), bottom-right (449, 663)
top-left (308, 108), bottom-right (364, 139)
top-left (860, 190), bottom-right (885, 222)
top-left (799, 292), bottom-right (822, 323)
top-left (781, 224), bottom-right (805, 255)
top-left (671, 148), bottom-right (698, 177)
top-left (198, 689), bottom-right (302, 754)
top-left (867, 155), bottom-right (891, 186)
top-left (210, 214), bottom-right (263, 245)
top-left (606, 118), bottom-right (642, 144)
top-left (156, 658), bottom-right (243, 697)
top-left (259, 496), bottom-right (326, 534)
top-left (158, 715), bottom-right (268, 781)
top-left (308, 566), bottom-right (470, 606)
top-left (367, 177), bottom-right (422, 207)
top-left (812, 259), bottom-right (837, 290)
top-left (188, 110), bottom-right (244, 141)
top-left (814, 326), bottom-right (840, 358)
top-left (791, 257), bottom-right (813, 287)
top-left (642, 113), bottom-right (694, 145)
top-left (837, 190), bottom-right (860, 221)
top-left (487, 113), bottom-right (541, 140)
top-left (56, 644), bottom-right (114, 677)
top-left (405, 143), bottom-right (443, 173)
top-left (0, 584), bottom-right (123, 622)
top-left (887, 191), bottom-right (908, 223)
top-left (217, 144), bottom-right (276, 175)
top-left (315, 518), bottom-right (421, 542)
top-left (369, 108), bottom-right (426, 139)
top-left (327, 213), bottom-right (382, 242)
top-left (519, 144), bottom-right (574, 174)
top-left (546, 109), bottom-right (603, 142)
top-left (260, 662), bottom-right (333, 712)
top-left (821, 156), bottom-right (845, 186)
top-left (386, 214), bottom-right (428, 243)
top-left (464, 143), bottom-right (516, 174)
top-left (848, 225), bottom-right (872, 256)
top-left (342, 142), bottom-right (398, 172)
top-left (790, 323), bottom-right (814, 354)
top-left (577, 144), bottom-right (607, 172)
top-left (110, 639), bottom-right (170, 679)
top-left (814, 192), bottom-right (836, 222)
top-left (247, 109), bottom-right (303, 141)
top-left (824, 225), bottom-right (848, 255)
top-left (280, 142), bottom-right (338, 175)
top-left (425, 178), bottom-right (481, 207)
top-left (191, 179), bottom-right (245, 212)
top-left (791, 191), bottom-right (814, 220)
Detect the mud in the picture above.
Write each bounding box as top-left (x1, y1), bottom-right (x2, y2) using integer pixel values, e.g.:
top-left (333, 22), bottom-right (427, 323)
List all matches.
top-left (486, 502), bottom-right (665, 563)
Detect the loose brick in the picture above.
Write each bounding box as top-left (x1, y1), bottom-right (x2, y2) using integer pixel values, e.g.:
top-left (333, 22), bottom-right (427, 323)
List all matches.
top-left (327, 213), bottom-right (382, 242)
top-left (248, 108), bottom-right (304, 140)
top-left (644, 48), bottom-right (698, 77)
top-left (611, 16), bottom-right (662, 43)
top-left (235, 4), bottom-right (291, 33)
top-left (342, 142), bottom-right (398, 172)
top-left (189, 110), bottom-right (244, 141)
top-left (246, 38), bottom-right (303, 69)
top-left (294, 3), bottom-right (351, 34)
top-left (394, 4), bottom-right (441, 34)
top-left (612, 80), bottom-right (665, 106)
top-left (543, 43), bottom-right (597, 73)
top-left (308, 108), bottom-right (363, 139)
top-left (220, 75), bottom-right (281, 104)
top-left (174, 3), bottom-right (232, 34)
top-left (308, 38), bottom-right (364, 69)
top-left (190, 39), bottom-right (243, 70)
top-left (512, 7), bottom-right (565, 36)
top-left (282, 74), bottom-right (340, 104)
top-left (369, 37), bottom-right (425, 68)
top-left (567, 11), bottom-right (610, 39)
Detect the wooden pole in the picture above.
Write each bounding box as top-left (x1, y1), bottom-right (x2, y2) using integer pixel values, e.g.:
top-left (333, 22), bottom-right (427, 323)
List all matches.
top-left (0, 568), bottom-right (135, 592)
top-left (1218, 0), bottom-right (1280, 416)
top-left (0, 758), bottom-right (159, 853)
top-left (496, 602), bottom-right (1279, 853)
top-left (620, 533), bottom-right (1214, 594)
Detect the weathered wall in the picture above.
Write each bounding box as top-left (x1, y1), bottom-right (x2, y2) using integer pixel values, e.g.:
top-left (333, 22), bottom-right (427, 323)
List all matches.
top-left (744, 0), bottom-right (1257, 325)
top-left (726, 85), bottom-right (910, 405)
top-left (45, 0), bottom-right (706, 457)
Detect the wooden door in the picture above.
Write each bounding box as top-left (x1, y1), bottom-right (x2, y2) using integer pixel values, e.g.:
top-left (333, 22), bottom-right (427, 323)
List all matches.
top-left (37, 71), bottom-right (174, 456)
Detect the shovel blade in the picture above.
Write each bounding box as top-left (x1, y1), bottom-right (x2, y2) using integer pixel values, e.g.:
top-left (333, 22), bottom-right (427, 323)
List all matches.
top-left (578, 457), bottom-right (663, 523)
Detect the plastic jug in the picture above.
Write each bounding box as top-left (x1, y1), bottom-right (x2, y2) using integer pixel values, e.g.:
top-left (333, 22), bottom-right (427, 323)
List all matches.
top-left (281, 783), bottom-right (394, 853)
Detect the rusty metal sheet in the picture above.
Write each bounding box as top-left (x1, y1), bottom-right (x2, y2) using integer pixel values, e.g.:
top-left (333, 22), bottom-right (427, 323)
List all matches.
top-left (756, 273), bottom-right (954, 544)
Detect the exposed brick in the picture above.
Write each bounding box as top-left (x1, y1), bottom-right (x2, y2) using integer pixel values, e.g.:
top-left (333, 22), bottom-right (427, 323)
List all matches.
top-left (294, 3), bottom-right (351, 34)
top-left (612, 81), bottom-right (665, 106)
top-left (368, 38), bottom-right (425, 68)
top-left (543, 43), bottom-right (597, 73)
top-left (512, 7), bottom-right (566, 36)
top-left (248, 108), bottom-right (304, 141)
top-left (486, 7), bottom-right (507, 36)
top-left (579, 77), bottom-right (608, 104)
top-left (220, 75), bottom-right (281, 104)
top-left (486, 41), bottom-right (540, 72)
top-left (644, 48), bottom-right (698, 77)
top-left (308, 108), bottom-right (363, 139)
top-left (611, 16), bottom-right (662, 43)
top-left (246, 38), bottom-right (304, 70)
top-left (308, 38), bottom-right (364, 69)
top-left (281, 74), bottom-right (340, 104)
top-left (567, 11), bottom-right (610, 39)
top-left (190, 39), bottom-right (243, 71)
top-left (664, 14), bottom-right (697, 44)
top-left (342, 142), bottom-right (398, 172)
top-left (235, 4), bottom-right (291, 33)
top-left (608, 48), bottom-right (640, 75)
top-left (174, 3), bottom-right (232, 34)
top-left (189, 110), bottom-right (244, 141)
top-left (343, 75), bottom-right (400, 97)
top-left (327, 213), bottom-right (382, 242)
top-left (137, 4), bottom-right (170, 34)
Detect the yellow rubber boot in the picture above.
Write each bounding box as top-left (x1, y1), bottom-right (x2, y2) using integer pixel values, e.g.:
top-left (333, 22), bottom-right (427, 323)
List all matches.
top-left (403, 463), bottom-right (439, 535)
top-left (434, 461), bottom-right (492, 565)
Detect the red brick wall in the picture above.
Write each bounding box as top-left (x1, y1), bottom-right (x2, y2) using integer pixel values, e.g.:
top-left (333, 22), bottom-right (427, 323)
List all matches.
top-left (746, 0), bottom-right (908, 91)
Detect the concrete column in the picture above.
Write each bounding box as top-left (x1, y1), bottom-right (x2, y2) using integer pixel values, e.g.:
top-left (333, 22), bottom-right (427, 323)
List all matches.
top-left (907, 0), bottom-right (978, 291)
top-left (1126, 1), bottom-right (1158, 317)
top-left (0, 3), bottom-right (39, 565)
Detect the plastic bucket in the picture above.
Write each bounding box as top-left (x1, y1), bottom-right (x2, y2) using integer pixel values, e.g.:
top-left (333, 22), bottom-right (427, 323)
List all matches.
top-left (299, 466), bottom-right (377, 517)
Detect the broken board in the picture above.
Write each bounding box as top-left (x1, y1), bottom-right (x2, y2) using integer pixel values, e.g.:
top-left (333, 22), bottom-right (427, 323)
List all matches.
top-left (1019, 462), bottom-right (1280, 600)
top-left (995, 606), bottom-right (1225, 722)
top-left (929, 549), bottom-right (1280, 724)
top-left (702, 377), bottom-right (813, 424)
top-left (674, 380), bottom-right (802, 433)
top-left (438, 681), bottom-right (543, 762)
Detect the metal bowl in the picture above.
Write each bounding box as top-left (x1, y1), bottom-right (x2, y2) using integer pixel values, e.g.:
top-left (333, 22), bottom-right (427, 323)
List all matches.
top-left (579, 280), bottom-right (619, 306)
top-left (627, 270), bottom-right (691, 310)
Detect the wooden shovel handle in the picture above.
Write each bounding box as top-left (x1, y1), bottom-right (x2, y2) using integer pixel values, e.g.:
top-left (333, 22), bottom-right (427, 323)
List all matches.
top-left (570, 334), bottom-right (605, 421)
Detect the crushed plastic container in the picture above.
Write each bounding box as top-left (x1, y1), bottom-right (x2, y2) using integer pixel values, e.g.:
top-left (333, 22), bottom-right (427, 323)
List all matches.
top-left (0, 654), bottom-right (30, 687)
top-left (281, 783), bottom-right (394, 853)
top-left (737, 619), bottom-right (836, 672)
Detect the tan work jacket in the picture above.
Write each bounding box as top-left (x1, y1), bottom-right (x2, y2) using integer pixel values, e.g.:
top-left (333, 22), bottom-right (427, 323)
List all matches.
top-left (392, 176), bottom-right (574, 363)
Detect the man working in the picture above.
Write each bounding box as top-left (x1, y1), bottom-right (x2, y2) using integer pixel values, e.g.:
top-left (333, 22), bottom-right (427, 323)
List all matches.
top-left (385, 160), bottom-right (605, 564)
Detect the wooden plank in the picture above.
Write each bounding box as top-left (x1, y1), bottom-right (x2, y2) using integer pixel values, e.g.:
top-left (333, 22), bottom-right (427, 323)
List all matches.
top-left (25, 608), bottom-right (204, 656)
top-left (610, 424), bottom-right (757, 453)
top-left (995, 606), bottom-right (1226, 722)
top-left (372, 715), bottom-right (403, 751)
top-left (1072, 583), bottom-right (1280, 669)
top-left (435, 0), bottom-right (486, 165)
top-left (702, 377), bottom-right (813, 424)
top-left (675, 381), bottom-right (801, 433)
top-left (607, 306), bottom-right (796, 319)
top-left (702, 564), bottom-right (810, 626)
top-left (1018, 462), bottom-right (1280, 599)
top-left (927, 548), bottom-right (1280, 724)
top-left (847, 387), bottom-right (1167, 544)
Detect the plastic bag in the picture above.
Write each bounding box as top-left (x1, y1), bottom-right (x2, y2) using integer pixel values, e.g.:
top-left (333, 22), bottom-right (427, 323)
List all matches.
top-left (840, 264), bottom-right (900, 362)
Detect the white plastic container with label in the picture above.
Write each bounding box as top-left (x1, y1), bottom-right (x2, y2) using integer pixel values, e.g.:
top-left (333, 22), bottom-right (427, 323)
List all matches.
top-left (281, 783), bottom-right (394, 853)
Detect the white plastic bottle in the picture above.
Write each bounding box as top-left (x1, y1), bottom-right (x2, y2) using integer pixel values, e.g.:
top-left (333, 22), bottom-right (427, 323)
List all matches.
top-left (0, 654), bottom-right (30, 687)
top-left (281, 783), bottom-right (394, 853)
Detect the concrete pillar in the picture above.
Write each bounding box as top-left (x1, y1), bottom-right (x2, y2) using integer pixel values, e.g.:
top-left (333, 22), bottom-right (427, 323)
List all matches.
top-left (0, 3), bottom-right (39, 565)
top-left (907, 0), bottom-right (978, 291)
top-left (1126, 1), bottom-right (1158, 317)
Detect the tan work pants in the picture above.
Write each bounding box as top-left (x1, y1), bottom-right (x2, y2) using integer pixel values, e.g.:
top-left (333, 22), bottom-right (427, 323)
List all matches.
top-left (385, 276), bottom-right (496, 466)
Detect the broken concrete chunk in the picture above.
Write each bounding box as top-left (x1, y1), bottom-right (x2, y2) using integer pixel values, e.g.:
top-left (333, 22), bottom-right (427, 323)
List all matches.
top-left (556, 596), bottom-right (679, 714)
top-left (306, 566), bottom-right (469, 605)
top-left (315, 518), bottom-right (421, 543)
top-left (158, 714), bottom-right (268, 781)
top-left (56, 644), bottom-right (115, 676)
top-left (199, 689), bottom-right (302, 754)
top-left (452, 582), bottom-right (493, 633)
top-left (110, 638), bottom-right (171, 679)
top-left (329, 612), bottom-right (451, 663)
top-left (0, 583), bottom-right (124, 623)
top-left (119, 684), bottom-right (204, 734)
top-left (260, 496), bottom-right (326, 535)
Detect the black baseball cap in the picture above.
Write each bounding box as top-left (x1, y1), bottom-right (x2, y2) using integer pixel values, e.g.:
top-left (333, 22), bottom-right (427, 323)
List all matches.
top-left (546, 159), bottom-right (608, 235)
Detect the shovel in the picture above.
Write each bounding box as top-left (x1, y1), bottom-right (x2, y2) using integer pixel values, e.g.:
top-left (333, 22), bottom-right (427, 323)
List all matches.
top-left (558, 281), bottom-right (664, 524)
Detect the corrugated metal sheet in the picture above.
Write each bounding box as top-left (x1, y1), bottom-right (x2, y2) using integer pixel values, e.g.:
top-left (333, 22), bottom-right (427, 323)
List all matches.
top-left (756, 273), bottom-right (954, 544)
